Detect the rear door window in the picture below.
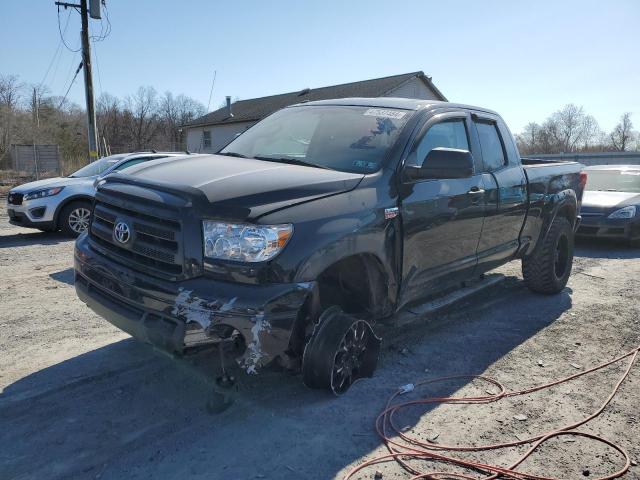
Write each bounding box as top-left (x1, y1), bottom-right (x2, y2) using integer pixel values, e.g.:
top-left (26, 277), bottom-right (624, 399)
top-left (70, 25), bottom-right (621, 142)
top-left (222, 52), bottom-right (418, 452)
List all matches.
top-left (475, 122), bottom-right (506, 171)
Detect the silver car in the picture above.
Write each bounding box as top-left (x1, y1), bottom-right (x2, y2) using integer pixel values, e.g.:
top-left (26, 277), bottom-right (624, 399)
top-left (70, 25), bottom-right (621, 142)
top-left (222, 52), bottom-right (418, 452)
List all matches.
top-left (6, 152), bottom-right (195, 236)
top-left (577, 164), bottom-right (640, 246)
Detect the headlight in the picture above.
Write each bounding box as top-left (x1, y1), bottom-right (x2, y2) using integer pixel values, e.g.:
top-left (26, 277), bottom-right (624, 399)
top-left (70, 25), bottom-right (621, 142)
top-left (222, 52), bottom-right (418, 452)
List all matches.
top-left (607, 205), bottom-right (636, 219)
top-left (24, 186), bottom-right (64, 201)
top-left (202, 221), bottom-right (293, 262)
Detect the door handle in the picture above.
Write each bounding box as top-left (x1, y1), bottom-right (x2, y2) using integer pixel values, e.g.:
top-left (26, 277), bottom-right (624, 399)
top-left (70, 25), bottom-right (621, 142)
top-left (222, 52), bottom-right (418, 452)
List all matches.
top-left (467, 187), bottom-right (485, 205)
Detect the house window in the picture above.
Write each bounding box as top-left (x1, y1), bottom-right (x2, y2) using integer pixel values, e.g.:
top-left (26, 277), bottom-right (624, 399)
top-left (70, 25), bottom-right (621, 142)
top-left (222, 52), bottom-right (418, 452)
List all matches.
top-left (203, 130), bottom-right (211, 149)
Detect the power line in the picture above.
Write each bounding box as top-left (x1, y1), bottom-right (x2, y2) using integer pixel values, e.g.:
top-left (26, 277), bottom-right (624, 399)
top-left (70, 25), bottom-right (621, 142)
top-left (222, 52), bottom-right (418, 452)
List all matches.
top-left (60, 51), bottom-right (79, 98)
top-left (91, 39), bottom-right (103, 97)
top-left (90, 1), bottom-right (111, 42)
top-left (58, 61), bottom-right (83, 109)
top-left (39, 10), bottom-right (71, 88)
top-left (57, 4), bottom-right (81, 52)
top-left (48, 44), bottom-right (66, 90)
top-left (206, 70), bottom-right (217, 112)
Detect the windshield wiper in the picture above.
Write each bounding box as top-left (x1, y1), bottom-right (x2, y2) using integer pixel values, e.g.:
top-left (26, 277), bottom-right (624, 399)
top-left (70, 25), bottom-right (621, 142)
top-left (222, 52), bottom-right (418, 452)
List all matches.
top-left (253, 155), bottom-right (333, 170)
top-left (219, 151), bottom-right (249, 158)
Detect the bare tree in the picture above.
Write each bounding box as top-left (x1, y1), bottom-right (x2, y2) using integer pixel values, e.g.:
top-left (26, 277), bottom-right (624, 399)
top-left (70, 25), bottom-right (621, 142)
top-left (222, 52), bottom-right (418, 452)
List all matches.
top-left (96, 93), bottom-right (124, 154)
top-left (160, 92), bottom-right (205, 150)
top-left (546, 104), bottom-right (599, 152)
top-left (580, 114), bottom-right (602, 151)
top-left (515, 122), bottom-right (541, 154)
top-left (517, 104), bottom-right (606, 154)
top-left (609, 113), bottom-right (635, 151)
top-left (0, 74), bottom-right (24, 155)
top-left (125, 86), bottom-right (159, 151)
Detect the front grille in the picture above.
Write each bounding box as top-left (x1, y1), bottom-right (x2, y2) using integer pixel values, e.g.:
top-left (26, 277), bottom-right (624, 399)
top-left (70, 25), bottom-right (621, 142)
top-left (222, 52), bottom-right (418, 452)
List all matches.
top-left (7, 192), bottom-right (23, 205)
top-left (90, 196), bottom-right (184, 279)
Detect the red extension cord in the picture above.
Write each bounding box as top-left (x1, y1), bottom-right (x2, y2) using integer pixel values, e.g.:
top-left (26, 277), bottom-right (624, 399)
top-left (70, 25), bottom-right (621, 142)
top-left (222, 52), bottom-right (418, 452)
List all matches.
top-left (344, 345), bottom-right (639, 480)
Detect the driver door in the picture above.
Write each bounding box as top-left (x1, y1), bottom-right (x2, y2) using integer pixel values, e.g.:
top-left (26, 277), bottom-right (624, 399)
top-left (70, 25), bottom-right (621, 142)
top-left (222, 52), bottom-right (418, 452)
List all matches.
top-left (399, 111), bottom-right (486, 306)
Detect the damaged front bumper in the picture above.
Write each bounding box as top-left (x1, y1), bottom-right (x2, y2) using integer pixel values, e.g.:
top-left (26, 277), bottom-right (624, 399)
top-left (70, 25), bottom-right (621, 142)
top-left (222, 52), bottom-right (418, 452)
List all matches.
top-left (74, 233), bottom-right (315, 374)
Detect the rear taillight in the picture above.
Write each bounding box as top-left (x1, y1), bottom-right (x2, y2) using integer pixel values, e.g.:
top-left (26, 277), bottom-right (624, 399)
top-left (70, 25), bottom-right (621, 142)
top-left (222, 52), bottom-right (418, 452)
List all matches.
top-left (579, 172), bottom-right (588, 190)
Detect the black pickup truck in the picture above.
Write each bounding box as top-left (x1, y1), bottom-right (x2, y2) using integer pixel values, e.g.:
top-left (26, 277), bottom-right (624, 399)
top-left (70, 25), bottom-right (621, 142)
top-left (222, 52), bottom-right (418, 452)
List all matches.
top-left (74, 98), bottom-right (585, 394)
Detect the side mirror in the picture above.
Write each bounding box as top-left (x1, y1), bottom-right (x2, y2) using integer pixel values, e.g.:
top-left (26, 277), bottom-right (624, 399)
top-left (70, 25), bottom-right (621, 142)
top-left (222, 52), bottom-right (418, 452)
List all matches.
top-left (405, 147), bottom-right (475, 180)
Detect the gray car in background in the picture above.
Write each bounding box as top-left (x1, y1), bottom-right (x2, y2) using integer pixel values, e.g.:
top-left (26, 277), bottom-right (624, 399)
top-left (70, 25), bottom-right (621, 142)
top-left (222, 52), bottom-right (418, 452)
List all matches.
top-left (7, 152), bottom-right (196, 236)
top-left (577, 164), bottom-right (640, 246)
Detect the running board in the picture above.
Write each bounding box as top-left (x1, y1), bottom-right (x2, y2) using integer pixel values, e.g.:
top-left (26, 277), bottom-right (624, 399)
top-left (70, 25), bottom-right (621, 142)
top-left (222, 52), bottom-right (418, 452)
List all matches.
top-left (392, 273), bottom-right (506, 328)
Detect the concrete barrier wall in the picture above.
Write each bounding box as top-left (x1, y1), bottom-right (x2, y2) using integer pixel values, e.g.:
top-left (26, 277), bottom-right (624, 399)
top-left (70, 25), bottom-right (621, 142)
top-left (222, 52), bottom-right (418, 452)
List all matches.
top-left (529, 151), bottom-right (640, 166)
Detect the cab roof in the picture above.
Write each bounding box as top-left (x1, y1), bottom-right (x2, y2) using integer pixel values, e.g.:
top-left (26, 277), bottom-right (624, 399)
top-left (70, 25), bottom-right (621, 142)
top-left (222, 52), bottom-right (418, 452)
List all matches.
top-left (289, 97), bottom-right (499, 116)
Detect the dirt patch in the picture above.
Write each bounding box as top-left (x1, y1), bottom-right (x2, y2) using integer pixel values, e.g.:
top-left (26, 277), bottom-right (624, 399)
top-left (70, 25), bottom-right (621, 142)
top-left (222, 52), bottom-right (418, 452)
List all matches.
top-left (0, 214), bottom-right (639, 479)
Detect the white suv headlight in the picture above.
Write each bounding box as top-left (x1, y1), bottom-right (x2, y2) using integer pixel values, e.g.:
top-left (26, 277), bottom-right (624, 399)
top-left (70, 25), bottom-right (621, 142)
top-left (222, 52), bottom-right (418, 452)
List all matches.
top-left (24, 186), bottom-right (64, 201)
top-left (202, 221), bottom-right (293, 262)
top-left (607, 205), bottom-right (636, 219)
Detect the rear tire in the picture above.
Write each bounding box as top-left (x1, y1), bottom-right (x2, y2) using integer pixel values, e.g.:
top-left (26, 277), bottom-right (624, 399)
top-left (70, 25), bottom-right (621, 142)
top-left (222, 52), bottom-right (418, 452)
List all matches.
top-left (59, 201), bottom-right (92, 237)
top-left (302, 306), bottom-right (381, 395)
top-left (522, 217), bottom-right (574, 294)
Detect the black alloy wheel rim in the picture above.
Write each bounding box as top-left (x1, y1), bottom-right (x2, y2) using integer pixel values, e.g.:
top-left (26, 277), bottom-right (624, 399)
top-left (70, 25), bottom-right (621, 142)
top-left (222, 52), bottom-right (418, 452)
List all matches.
top-left (331, 320), bottom-right (369, 394)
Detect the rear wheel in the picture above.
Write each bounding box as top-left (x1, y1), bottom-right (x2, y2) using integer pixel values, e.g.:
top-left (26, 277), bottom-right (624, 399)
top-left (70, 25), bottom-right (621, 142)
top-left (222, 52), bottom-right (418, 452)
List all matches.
top-left (302, 306), bottom-right (381, 395)
top-left (522, 217), bottom-right (574, 294)
top-left (59, 201), bottom-right (92, 237)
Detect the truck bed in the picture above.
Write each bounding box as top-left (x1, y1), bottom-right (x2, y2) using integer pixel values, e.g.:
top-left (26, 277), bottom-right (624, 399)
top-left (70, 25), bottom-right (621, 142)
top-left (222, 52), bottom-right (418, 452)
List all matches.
top-left (521, 157), bottom-right (582, 167)
top-left (521, 157), bottom-right (583, 185)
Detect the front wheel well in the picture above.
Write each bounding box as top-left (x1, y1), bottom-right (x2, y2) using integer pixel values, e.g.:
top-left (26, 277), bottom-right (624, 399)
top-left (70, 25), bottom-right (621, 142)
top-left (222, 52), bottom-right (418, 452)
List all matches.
top-left (54, 196), bottom-right (93, 228)
top-left (315, 254), bottom-right (390, 320)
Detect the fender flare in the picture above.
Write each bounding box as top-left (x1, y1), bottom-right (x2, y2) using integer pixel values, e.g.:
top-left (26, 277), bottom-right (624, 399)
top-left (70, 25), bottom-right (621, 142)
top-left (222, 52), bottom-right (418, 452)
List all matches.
top-left (523, 189), bottom-right (577, 259)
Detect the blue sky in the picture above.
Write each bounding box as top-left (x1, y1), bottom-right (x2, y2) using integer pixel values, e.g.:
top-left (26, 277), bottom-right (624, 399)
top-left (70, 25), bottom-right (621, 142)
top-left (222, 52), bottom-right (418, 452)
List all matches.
top-left (2, 0), bottom-right (639, 133)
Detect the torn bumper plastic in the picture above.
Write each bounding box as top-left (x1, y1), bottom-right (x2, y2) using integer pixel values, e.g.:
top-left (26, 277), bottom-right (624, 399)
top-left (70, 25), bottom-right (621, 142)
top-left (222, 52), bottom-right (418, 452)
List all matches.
top-left (74, 233), bottom-right (315, 374)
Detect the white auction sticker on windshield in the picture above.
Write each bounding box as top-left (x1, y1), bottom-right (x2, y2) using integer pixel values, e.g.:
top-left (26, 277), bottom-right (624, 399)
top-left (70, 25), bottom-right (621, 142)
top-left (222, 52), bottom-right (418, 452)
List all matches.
top-left (363, 108), bottom-right (407, 119)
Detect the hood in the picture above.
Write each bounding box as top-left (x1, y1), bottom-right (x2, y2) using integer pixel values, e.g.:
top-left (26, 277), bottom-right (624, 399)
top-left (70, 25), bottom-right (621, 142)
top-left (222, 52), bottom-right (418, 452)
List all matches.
top-left (582, 190), bottom-right (640, 211)
top-left (10, 176), bottom-right (92, 193)
top-left (112, 154), bottom-right (365, 220)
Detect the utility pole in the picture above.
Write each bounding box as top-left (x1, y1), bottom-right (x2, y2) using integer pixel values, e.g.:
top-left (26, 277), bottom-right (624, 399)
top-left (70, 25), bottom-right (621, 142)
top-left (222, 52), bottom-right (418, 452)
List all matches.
top-left (79, 0), bottom-right (98, 161)
top-left (55, 0), bottom-right (100, 161)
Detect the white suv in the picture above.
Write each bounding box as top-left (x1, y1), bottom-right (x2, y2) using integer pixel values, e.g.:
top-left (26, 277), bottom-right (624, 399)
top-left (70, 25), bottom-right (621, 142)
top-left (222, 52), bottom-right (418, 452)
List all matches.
top-left (7, 152), bottom-right (196, 236)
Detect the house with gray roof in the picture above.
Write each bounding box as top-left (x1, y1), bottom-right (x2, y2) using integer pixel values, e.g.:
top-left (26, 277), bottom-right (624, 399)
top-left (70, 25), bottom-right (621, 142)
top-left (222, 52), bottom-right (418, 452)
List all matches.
top-left (184, 71), bottom-right (447, 153)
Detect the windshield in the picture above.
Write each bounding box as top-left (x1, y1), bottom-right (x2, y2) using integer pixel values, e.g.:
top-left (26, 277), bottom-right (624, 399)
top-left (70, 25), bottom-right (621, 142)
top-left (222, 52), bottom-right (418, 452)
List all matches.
top-left (585, 169), bottom-right (640, 193)
top-left (69, 155), bottom-right (126, 177)
top-left (220, 105), bottom-right (411, 173)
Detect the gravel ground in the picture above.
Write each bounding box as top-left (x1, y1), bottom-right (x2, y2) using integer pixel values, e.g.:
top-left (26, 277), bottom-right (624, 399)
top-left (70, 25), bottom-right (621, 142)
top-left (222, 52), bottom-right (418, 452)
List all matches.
top-left (1, 203), bottom-right (639, 480)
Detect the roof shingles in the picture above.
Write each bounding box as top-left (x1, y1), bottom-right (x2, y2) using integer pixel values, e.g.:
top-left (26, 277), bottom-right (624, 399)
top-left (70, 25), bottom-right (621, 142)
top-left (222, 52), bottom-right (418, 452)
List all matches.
top-left (186, 71), bottom-right (445, 127)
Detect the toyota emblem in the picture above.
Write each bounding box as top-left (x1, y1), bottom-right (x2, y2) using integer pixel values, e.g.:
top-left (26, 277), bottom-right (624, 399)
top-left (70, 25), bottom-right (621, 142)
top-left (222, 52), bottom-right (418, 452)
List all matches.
top-left (113, 221), bottom-right (131, 244)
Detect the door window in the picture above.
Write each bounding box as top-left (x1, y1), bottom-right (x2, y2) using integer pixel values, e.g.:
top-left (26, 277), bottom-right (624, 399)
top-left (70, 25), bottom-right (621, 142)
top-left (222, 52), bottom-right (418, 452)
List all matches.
top-left (476, 122), bottom-right (506, 171)
top-left (413, 119), bottom-right (469, 166)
